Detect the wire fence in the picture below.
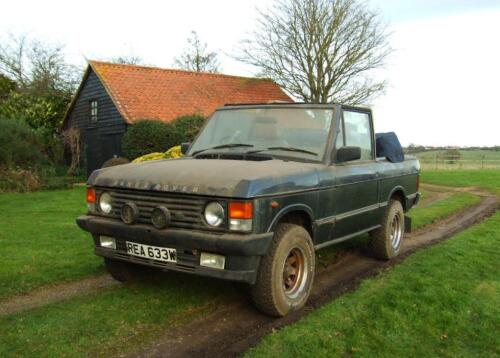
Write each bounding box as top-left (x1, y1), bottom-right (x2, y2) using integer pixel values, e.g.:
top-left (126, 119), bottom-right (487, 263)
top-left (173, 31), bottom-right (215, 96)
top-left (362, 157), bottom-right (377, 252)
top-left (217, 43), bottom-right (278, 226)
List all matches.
top-left (418, 158), bottom-right (500, 170)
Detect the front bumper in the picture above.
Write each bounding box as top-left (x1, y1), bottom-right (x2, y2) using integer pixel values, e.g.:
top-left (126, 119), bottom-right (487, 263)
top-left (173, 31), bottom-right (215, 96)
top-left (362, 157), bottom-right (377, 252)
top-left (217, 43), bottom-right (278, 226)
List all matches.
top-left (77, 215), bottom-right (274, 284)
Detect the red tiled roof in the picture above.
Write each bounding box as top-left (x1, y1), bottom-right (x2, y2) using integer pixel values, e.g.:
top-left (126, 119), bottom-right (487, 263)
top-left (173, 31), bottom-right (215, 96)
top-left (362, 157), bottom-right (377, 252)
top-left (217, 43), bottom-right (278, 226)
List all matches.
top-left (87, 60), bottom-right (292, 124)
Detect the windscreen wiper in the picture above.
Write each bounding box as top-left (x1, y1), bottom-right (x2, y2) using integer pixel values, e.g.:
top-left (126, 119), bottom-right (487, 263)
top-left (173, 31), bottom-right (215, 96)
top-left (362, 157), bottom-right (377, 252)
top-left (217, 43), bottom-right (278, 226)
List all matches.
top-left (191, 143), bottom-right (254, 156)
top-left (247, 146), bottom-right (318, 156)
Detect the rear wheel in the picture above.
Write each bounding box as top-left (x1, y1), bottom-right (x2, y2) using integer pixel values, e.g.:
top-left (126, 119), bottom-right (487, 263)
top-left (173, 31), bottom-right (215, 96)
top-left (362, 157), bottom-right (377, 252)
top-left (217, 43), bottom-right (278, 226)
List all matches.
top-left (251, 223), bottom-right (315, 317)
top-left (370, 199), bottom-right (405, 260)
top-left (104, 258), bottom-right (152, 282)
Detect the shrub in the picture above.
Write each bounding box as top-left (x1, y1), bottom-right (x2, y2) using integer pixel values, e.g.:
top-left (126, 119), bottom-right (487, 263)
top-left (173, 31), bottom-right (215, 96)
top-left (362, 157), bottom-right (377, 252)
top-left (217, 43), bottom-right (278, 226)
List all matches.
top-left (37, 127), bottom-right (65, 165)
top-left (102, 157), bottom-right (130, 168)
top-left (0, 118), bottom-right (48, 169)
top-left (173, 114), bottom-right (206, 142)
top-left (122, 120), bottom-right (179, 159)
top-left (0, 167), bottom-right (41, 193)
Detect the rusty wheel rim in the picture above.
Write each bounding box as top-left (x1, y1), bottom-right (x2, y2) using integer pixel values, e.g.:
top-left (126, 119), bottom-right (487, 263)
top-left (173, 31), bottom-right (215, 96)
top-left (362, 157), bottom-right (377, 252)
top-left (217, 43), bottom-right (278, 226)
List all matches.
top-left (282, 247), bottom-right (307, 299)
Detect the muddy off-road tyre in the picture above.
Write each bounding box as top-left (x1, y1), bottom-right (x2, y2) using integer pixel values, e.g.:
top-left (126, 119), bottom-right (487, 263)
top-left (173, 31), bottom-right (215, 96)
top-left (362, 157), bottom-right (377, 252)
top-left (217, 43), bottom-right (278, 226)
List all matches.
top-left (104, 258), bottom-right (151, 282)
top-left (251, 223), bottom-right (315, 317)
top-left (370, 199), bottom-right (405, 260)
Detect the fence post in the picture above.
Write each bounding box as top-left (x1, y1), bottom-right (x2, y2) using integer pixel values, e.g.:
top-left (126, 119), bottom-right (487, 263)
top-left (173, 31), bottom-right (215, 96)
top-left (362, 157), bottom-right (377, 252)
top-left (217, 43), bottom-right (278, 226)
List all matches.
top-left (482, 155), bottom-right (484, 169)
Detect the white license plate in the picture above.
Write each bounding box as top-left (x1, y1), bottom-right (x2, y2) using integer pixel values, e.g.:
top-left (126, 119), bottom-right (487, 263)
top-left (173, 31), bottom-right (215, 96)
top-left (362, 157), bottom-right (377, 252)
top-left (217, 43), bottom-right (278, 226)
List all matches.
top-left (125, 241), bottom-right (177, 263)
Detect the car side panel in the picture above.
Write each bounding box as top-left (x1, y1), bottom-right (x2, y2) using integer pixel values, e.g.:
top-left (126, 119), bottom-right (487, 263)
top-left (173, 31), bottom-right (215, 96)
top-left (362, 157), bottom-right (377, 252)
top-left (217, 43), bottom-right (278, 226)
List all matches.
top-left (313, 161), bottom-right (379, 245)
top-left (376, 158), bottom-right (420, 211)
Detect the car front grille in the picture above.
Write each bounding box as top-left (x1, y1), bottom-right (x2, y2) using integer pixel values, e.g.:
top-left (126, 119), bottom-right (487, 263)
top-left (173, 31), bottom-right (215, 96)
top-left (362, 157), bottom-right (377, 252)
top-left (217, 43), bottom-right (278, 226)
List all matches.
top-left (107, 189), bottom-right (206, 229)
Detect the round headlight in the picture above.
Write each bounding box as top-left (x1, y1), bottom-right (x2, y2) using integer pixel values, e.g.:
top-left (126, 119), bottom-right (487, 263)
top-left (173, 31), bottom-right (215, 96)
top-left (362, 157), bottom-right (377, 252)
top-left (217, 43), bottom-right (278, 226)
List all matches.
top-left (121, 202), bottom-right (139, 224)
top-left (99, 192), bottom-right (113, 214)
top-left (152, 206), bottom-right (171, 229)
top-left (204, 202), bottom-right (224, 227)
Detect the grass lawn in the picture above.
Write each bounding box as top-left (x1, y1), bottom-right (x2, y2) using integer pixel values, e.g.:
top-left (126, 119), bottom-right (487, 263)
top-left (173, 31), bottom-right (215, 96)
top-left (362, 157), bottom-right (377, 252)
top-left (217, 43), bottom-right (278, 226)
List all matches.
top-left (421, 169), bottom-right (500, 195)
top-left (410, 192), bottom-right (480, 229)
top-left (246, 211), bottom-right (500, 357)
top-left (0, 187), bottom-right (102, 299)
top-left (246, 170), bottom-right (500, 357)
top-left (0, 274), bottom-right (240, 357)
top-left (0, 182), bottom-right (484, 357)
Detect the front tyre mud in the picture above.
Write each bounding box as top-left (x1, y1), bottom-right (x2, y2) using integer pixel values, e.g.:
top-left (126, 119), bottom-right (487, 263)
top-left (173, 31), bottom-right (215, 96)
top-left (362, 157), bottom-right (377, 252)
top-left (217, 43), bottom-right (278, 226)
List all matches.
top-left (251, 223), bottom-right (315, 317)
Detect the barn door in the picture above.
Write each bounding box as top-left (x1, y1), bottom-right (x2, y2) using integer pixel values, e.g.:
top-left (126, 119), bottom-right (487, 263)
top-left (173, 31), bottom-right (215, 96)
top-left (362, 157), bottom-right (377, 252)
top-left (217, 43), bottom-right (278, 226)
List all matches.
top-left (85, 127), bottom-right (102, 176)
top-left (100, 133), bottom-right (124, 164)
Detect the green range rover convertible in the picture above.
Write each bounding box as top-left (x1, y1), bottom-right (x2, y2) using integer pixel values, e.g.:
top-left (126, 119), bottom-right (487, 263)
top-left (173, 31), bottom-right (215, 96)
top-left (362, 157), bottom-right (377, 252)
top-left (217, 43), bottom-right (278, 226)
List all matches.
top-left (77, 103), bottom-right (420, 316)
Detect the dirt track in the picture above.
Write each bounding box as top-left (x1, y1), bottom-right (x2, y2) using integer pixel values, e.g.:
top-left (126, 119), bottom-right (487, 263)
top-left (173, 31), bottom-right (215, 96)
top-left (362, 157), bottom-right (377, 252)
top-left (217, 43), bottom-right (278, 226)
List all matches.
top-left (0, 274), bottom-right (117, 317)
top-left (128, 192), bottom-right (498, 358)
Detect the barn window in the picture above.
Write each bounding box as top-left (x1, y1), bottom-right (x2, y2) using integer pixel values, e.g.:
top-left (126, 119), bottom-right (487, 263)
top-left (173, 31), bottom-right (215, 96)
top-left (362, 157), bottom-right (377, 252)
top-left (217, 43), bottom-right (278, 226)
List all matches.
top-left (90, 100), bottom-right (98, 123)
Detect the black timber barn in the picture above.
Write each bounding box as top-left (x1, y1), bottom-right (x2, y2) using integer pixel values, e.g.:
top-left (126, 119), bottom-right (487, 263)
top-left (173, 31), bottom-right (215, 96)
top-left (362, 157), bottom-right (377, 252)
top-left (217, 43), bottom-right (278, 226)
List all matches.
top-left (62, 61), bottom-right (292, 175)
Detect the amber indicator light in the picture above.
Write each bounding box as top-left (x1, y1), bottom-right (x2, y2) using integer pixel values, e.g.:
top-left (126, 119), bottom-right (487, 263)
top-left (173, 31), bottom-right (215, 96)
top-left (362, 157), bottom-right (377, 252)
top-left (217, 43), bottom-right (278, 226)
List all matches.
top-left (86, 188), bottom-right (96, 203)
top-left (229, 202), bottom-right (253, 219)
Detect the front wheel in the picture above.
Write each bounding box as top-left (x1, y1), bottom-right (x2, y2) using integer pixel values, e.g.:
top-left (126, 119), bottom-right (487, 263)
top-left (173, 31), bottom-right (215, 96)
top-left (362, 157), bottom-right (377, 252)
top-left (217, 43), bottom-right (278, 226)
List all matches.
top-left (370, 199), bottom-right (405, 260)
top-left (251, 223), bottom-right (315, 317)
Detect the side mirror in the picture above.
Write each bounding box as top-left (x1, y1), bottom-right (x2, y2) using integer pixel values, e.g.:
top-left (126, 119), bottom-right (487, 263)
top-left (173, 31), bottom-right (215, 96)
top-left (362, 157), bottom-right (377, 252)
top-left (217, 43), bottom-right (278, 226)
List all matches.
top-left (336, 146), bottom-right (361, 163)
top-left (180, 142), bottom-right (191, 155)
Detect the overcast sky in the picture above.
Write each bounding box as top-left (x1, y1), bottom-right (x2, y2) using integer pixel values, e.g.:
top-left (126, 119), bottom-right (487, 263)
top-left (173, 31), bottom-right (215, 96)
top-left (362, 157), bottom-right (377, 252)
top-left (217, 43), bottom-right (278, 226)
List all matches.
top-left (1, 0), bottom-right (499, 146)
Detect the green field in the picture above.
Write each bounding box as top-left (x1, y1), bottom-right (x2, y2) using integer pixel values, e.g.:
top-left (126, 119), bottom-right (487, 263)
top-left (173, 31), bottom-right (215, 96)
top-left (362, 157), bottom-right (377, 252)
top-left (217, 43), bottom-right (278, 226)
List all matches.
top-left (421, 169), bottom-right (500, 195)
top-left (0, 178), bottom-right (486, 357)
top-left (415, 149), bottom-right (500, 160)
top-left (247, 211), bottom-right (500, 357)
top-left (0, 187), bottom-right (102, 299)
top-left (247, 171), bottom-right (500, 357)
top-left (410, 191), bottom-right (480, 228)
top-left (415, 151), bottom-right (500, 170)
top-left (0, 275), bottom-right (239, 357)
top-left (0, 179), bottom-right (480, 300)
top-left (0, 170), bottom-right (497, 357)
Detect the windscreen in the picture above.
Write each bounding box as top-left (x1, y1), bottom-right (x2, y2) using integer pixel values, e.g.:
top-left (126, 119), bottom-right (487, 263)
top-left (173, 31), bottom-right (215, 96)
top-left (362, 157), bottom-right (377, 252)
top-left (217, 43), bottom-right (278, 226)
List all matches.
top-left (189, 107), bottom-right (335, 161)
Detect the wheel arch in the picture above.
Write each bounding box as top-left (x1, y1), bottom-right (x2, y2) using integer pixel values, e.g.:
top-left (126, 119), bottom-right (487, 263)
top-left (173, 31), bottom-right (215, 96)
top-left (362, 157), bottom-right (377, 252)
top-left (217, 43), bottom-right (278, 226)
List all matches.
top-left (387, 186), bottom-right (407, 211)
top-left (267, 204), bottom-right (315, 239)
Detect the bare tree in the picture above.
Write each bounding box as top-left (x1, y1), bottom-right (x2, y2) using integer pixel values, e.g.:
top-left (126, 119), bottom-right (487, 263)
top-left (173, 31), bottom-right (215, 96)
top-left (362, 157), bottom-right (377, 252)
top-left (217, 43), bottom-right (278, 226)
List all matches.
top-left (0, 33), bottom-right (80, 94)
top-left (0, 34), bottom-right (29, 86)
top-left (29, 40), bottom-right (81, 95)
top-left (174, 31), bottom-right (220, 73)
top-left (238, 0), bottom-right (391, 104)
top-left (111, 55), bottom-right (143, 65)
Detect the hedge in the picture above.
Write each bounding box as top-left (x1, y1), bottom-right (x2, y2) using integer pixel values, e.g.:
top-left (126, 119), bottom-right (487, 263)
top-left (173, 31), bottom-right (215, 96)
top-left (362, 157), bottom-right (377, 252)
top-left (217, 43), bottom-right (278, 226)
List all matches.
top-left (122, 120), bottom-right (179, 160)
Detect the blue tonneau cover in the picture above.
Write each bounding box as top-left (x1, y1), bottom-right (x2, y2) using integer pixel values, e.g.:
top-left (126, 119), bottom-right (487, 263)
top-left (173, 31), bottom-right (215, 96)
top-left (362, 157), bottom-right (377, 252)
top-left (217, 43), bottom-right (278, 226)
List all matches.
top-left (375, 132), bottom-right (405, 163)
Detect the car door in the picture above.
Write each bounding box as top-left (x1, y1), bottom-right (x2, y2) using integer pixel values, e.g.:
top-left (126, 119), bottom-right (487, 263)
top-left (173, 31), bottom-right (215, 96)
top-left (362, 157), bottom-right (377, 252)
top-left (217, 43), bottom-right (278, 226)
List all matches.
top-left (324, 108), bottom-right (380, 241)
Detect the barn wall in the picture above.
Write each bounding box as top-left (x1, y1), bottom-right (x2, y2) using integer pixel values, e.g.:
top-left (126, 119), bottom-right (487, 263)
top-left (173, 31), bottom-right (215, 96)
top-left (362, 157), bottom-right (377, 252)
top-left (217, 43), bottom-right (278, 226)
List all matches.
top-left (65, 69), bottom-right (128, 175)
top-left (66, 69), bottom-right (125, 130)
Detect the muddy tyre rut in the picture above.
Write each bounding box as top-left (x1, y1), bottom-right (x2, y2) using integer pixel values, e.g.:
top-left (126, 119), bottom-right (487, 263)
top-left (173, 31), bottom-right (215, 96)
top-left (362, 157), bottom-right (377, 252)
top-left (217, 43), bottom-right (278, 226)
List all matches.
top-left (128, 194), bottom-right (498, 358)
